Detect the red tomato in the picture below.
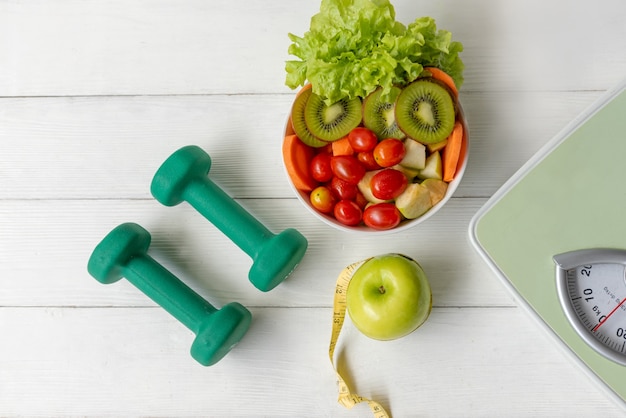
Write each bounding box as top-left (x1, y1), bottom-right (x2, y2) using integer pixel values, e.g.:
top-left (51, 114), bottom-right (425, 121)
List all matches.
top-left (309, 186), bottom-right (336, 214)
top-left (330, 176), bottom-right (358, 201)
top-left (370, 169), bottom-right (408, 200)
top-left (334, 200), bottom-right (363, 226)
top-left (319, 143), bottom-right (333, 154)
top-left (348, 127), bottom-right (378, 152)
top-left (363, 203), bottom-right (402, 230)
top-left (357, 151), bottom-right (382, 170)
top-left (330, 155), bottom-right (366, 185)
top-left (355, 190), bottom-right (369, 209)
top-left (309, 153), bottom-right (333, 182)
top-left (373, 138), bottom-right (406, 167)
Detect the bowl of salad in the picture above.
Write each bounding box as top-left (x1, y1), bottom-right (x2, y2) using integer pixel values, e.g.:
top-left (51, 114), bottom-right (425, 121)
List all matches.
top-left (281, 0), bottom-right (468, 233)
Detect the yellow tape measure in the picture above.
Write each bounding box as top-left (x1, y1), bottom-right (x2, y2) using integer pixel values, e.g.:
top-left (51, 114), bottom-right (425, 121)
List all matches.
top-left (329, 258), bottom-right (390, 418)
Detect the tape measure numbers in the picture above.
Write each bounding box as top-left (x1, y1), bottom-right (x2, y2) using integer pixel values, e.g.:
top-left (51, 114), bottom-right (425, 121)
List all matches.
top-left (329, 258), bottom-right (390, 418)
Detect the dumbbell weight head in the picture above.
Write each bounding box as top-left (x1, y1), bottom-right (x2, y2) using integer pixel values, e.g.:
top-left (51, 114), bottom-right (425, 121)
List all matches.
top-left (192, 302), bottom-right (251, 366)
top-left (251, 228), bottom-right (308, 292)
top-left (88, 222), bottom-right (152, 285)
top-left (151, 145), bottom-right (212, 207)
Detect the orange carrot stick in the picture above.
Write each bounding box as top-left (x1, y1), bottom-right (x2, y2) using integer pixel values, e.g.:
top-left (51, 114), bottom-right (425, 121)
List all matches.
top-left (442, 121), bottom-right (464, 182)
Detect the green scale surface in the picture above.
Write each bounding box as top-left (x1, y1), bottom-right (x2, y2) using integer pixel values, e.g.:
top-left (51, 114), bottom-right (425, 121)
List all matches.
top-left (470, 80), bottom-right (626, 407)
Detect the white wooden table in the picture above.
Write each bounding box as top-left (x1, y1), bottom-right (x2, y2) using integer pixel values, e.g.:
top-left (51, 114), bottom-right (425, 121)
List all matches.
top-left (2, 1), bottom-right (626, 416)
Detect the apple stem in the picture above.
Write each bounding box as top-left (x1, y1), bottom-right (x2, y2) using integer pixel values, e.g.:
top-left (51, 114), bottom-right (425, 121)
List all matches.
top-left (378, 285), bottom-right (386, 294)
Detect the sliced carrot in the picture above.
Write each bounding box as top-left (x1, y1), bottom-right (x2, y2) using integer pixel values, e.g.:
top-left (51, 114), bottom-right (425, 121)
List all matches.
top-left (283, 134), bottom-right (318, 192)
top-left (285, 115), bottom-right (295, 136)
top-left (331, 136), bottom-right (353, 156)
top-left (424, 67), bottom-right (458, 97)
top-left (442, 121), bottom-right (464, 182)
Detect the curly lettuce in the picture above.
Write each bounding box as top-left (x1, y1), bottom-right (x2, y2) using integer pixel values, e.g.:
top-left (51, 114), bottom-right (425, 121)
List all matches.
top-left (286, 0), bottom-right (464, 105)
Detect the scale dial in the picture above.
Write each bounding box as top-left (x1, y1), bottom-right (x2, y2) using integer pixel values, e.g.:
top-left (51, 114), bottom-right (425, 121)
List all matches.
top-left (554, 248), bottom-right (626, 366)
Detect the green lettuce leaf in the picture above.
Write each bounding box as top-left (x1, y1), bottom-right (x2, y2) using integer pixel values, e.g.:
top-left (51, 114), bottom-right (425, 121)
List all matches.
top-left (407, 17), bottom-right (464, 88)
top-left (286, 0), bottom-right (464, 105)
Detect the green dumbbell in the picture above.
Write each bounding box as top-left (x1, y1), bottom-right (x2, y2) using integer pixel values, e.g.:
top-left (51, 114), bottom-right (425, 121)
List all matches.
top-left (151, 145), bottom-right (308, 292)
top-left (87, 222), bottom-right (252, 366)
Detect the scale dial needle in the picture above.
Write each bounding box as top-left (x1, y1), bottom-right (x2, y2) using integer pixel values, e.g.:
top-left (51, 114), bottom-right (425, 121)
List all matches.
top-left (592, 297), bottom-right (626, 332)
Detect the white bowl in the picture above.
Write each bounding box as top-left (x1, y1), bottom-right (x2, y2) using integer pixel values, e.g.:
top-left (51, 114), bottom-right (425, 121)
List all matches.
top-left (283, 97), bottom-right (469, 234)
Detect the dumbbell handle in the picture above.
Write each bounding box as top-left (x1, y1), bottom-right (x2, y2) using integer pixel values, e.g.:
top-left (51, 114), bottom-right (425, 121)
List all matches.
top-left (184, 179), bottom-right (271, 257)
top-left (122, 255), bottom-right (216, 332)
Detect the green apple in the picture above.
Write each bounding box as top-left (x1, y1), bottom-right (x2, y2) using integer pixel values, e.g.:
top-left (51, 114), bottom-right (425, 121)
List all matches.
top-left (346, 254), bottom-right (432, 340)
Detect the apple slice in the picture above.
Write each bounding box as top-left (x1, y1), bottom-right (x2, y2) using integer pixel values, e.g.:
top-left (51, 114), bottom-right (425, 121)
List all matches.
top-left (416, 150), bottom-right (442, 180)
top-left (421, 178), bottom-right (448, 206)
top-left (426, 139), bottom-right (448, 153)
top-left (399, 138), bottom-right (426, 170)
top-left (392, 164), bottom-right (419, 182)
top-left (394, 182), bottom-right (433, 219)
top-left (357, 170), bottom-right (390, 204)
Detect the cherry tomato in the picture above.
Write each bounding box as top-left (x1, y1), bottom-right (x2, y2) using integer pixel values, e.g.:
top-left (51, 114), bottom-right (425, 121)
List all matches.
top-left (370, 168), bottom-right (408, 200)
top-left (373, 138), bottom-right (406, 167)
top-left (348, 127), bottom-right (378, 152)
top-left (319, 143), bottom-right (333, 154)
top-left (330, 176), bottom-right (358, 201)
top-left (355, 190), bottom-right (369, 209)
top-left (309, 186), bottom-right (336, 214)
top-left (363, 203), bottom-right (402, 230)
top-left (330, 155), bottom-right (366, 185)
top-left (334, 200), bottom-right (363, 226)
top-left (310, 153), bottom-right (333, 182)
top-left (357, 151), bottom-right (382, 171)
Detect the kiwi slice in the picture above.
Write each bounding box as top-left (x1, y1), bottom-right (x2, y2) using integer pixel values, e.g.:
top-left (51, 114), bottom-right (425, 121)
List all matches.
top-left (304, 92), bottom-right (362, 142)
top-left (395, 79), bottom-right (456, 144)
top-left (290, 88), bottom-right (329, 148)
top-left (362, 86), bottom-right (406, 140)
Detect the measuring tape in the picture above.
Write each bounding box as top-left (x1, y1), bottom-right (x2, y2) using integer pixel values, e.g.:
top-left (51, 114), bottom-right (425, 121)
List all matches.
top-left (328, 258), bottom-right (390, 418)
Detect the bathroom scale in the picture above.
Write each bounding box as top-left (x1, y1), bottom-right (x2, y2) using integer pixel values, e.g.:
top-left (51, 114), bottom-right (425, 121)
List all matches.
top-left (469, 78), bottom-right (626, 409)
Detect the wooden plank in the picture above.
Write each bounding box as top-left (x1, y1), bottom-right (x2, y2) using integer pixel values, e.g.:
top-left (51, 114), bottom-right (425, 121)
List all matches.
top-left (0, 198), bottom-right (510, 308)
top-left (0, 306), bottom-right (623, 417)
top-left (3, 1), bottom-right (626, 415)
top-left (1, 0), bottom-right (625, 96)
top-left (0, 91), bottom-right (604, 200)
